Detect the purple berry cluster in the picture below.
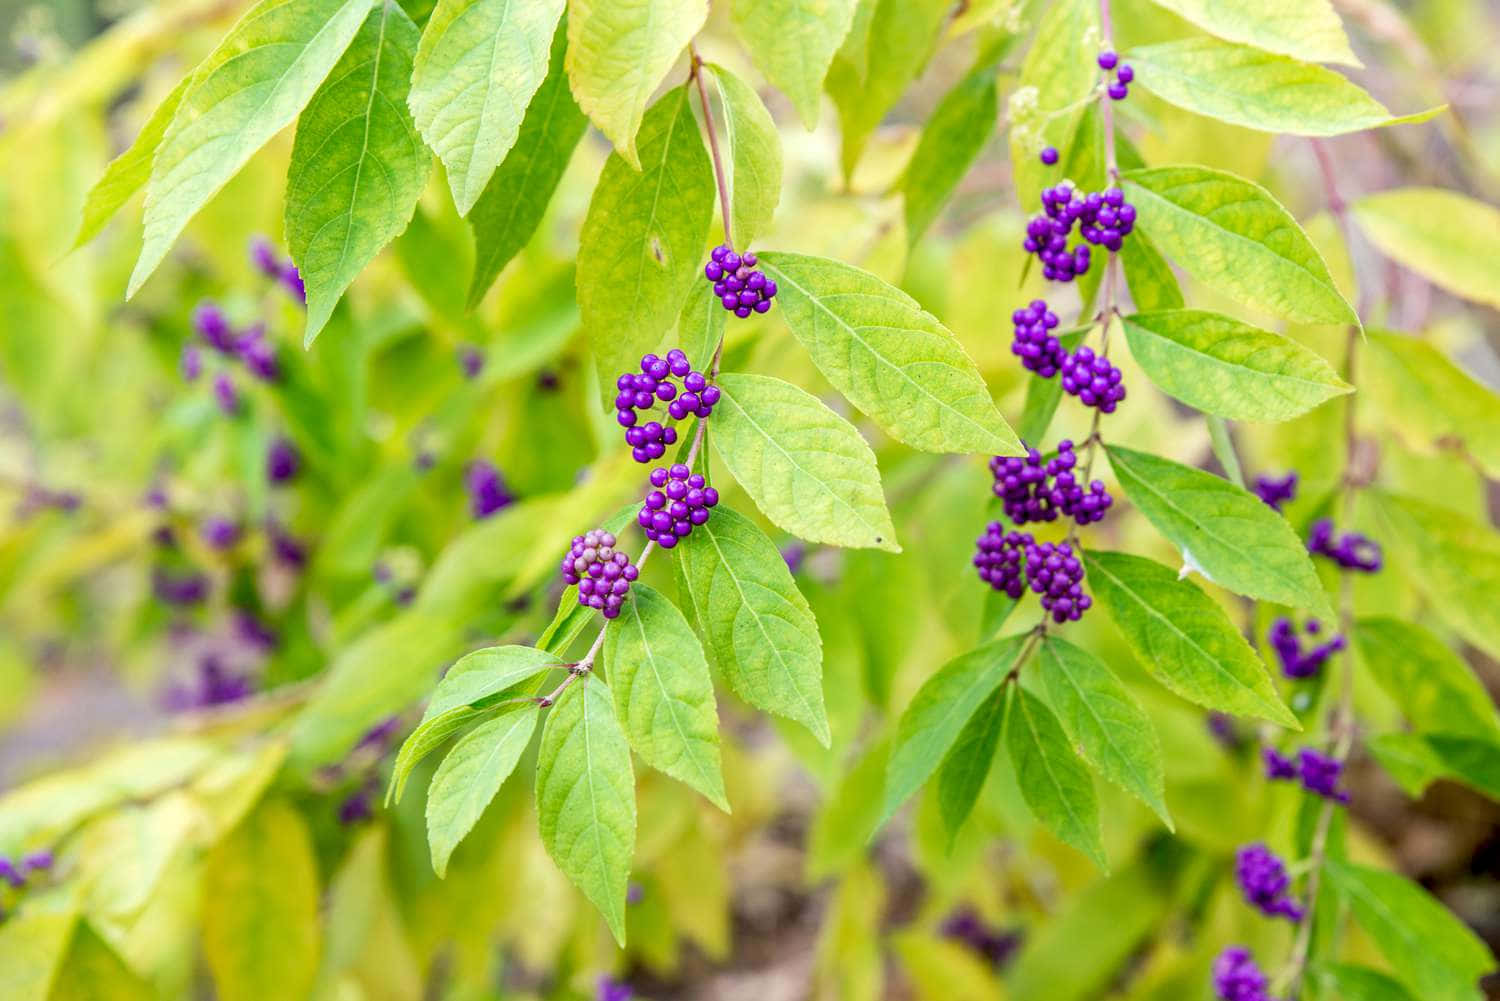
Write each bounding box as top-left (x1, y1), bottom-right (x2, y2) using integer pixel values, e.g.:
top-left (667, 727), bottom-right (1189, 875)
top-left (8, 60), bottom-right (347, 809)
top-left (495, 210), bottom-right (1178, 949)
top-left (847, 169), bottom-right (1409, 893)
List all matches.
top-left (989, 441), bottom-right (1112, 527)
top-left (1212, 946), bottom-right (1273, 1001)
top-left (250, 236), bottom-right (306, 305)
top-left (465, 460), bottom-right (515, 520)
top-left (561, 530), bottom-right (640, 620)
top-left (1234, 843), bottom-right (1304, 922)
top-left (939, 907), bottom-right (1023, 969)
top-left (1252, 471), bottom-right (1297, 511)
top-left (637, 464), bottom-right (719, 549)
top-left (614, 349), bottom-right (721, 463)
top-left (703, 245), bottom-right (777, 317)
top-left (1011, 300), bottom-right (1067, 377)
top-left (1097, 51), bottom-right (1134, 101)
top-left (1264, 747), bottom-right (1349, 803)
top-left (973, 525), bottom-right (1092, 623)
top-left (1023, 184), bottom-right (1136, 281)
top-left (1060, 345), bottom-right (1127, 413)
top-left (1269, 617), bottom-right (1345, 679)
top-left (1308, 518), bottom-right (1382, 572)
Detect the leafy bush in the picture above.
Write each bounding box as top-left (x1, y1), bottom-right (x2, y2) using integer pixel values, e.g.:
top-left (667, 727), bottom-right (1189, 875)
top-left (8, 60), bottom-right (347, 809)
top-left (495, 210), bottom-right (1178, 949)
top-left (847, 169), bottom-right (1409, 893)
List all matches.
top-left (1, 0), bottom-right (1498, 999)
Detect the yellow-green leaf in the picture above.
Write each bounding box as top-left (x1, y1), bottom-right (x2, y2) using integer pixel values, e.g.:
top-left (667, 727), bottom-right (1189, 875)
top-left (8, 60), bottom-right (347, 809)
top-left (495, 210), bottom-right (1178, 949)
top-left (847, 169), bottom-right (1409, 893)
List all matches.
top-left (730, 0), bottom-right (857, 130)
top-left (565, 0), bottom-right (707, 168)
top-left (1352, 188), bottom-right (1500, 310)
top-left (1144, 0), bottom-right (1358, 66)
top-left (409, 0), bottom-right (565, 215)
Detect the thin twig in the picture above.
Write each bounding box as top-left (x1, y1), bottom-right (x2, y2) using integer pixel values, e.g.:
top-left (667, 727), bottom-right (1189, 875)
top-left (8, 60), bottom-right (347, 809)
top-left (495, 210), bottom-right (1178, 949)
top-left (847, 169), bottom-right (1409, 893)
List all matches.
top-left (689, 43), bottom-right (734, 248)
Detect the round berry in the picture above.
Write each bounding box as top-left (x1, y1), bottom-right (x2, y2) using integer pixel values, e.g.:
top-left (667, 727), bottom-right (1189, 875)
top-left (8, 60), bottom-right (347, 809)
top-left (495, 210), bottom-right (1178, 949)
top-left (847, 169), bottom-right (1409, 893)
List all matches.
top-left (1039, 146), bottom-right (1059, 165)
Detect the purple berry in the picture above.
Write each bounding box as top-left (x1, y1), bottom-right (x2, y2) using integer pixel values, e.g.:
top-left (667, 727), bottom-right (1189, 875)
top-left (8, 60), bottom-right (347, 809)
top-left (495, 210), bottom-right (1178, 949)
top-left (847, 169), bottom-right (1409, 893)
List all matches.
top-left (1235, 843), bottom-right (1305, 922)
top-left (1039, 146), bottom-right (1059, 165)
top-left (1097, 51), bottom-right (1118, 71)
top-left (1212, 947), bottom-right (1271, 1001)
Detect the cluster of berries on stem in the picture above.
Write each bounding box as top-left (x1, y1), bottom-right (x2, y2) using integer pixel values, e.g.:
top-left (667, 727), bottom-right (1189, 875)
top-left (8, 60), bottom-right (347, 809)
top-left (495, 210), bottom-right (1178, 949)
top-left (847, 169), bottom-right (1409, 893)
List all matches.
top-left (1234, 843), bottom-right (1305, 922)
top-left (1269, 617), bottom-right (1345, 679)
top-left (638, 464), bottom-right (719, 549)
top-left (1024, 184), bottom-right (1136, 282)
top-left (973, 525), bottom-right (1092, 624)
top-left (989, 440), bottom-right (1112, 527)
top-left (561, 530), bottom-right (640, 620)
top-left (615, 349), bottom-right (720, 463)
top-left (1212, 946), bottom-right (1273, 1001)
top-left (1307, 518), bottom-right (1382, 572)
top-left (1264, 746), bottom-right (1349, 803)
top-left (1252, 471), bottom-right (1297, 511)
top-left (704, 245), bottom-right (777, 317)
top-left (1097, 51), bottom-right (1134, 101)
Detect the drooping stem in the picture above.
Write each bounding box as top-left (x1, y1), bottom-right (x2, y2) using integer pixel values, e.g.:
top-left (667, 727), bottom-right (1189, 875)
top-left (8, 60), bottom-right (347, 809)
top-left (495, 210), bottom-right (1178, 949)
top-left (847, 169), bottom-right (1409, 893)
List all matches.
top-left (689, 44), bottom-right (734, 248)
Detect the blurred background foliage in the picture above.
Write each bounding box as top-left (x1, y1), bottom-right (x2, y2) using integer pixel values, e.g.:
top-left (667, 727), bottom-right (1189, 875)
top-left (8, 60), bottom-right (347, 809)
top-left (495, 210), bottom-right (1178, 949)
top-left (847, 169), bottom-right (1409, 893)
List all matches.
top-left (0, 0), bottom-right (1498, 999)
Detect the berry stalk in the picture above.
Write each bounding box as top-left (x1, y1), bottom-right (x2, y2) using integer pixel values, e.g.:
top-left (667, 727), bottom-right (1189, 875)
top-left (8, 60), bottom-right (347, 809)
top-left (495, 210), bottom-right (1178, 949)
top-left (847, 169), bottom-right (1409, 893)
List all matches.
top-left (689, 44), bottom-right (734, 248)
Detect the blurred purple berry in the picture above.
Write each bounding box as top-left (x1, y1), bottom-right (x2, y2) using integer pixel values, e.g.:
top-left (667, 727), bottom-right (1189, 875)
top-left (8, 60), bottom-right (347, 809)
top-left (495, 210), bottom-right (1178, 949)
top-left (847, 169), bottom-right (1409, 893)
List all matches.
top-left (1298, 748), bottom-right (1350, 803)
top-left (939, 907), bottom-right (1023, 969)
top-left (1269, 617), bottom-right (1344, 679)
top-left (1235, 843), bottom-right (1304, 921)
top-left (280, 262), bottom-right (306, 305)
top-left (459, 346), bottom-right (484, 379)
top-left (236, 325), bottom-right (279, 382)
top-left (22, 851), bottom-right (53, 872)
top-left (1212, 946), bottom-right (1271, 1001)
top-left (152, 568), bottom-right (209, 606)
top-left (181, 343), bottom-right (203, 381)
top-left (250, 236), bottom-right (281, 278)
top-left (465, 460), bottom-right (515, 520)
top-left (1263, 747), bottom-right (1297, 780)
top-left (267, 436), bottom-right (300, 484)
top-left (193, 301), bottom-right (236, 353)
top-left (213, 373), bottom-right (240, 416)
top-left (0, 858), bottom-right (25, 888)
top-left (597, 977), bottom-right (632, 1001)
top-left (1252, 472), bottom-right (1297, 511)
top-left (200, 516), bottom-right (241, 550)
top-left (1308, 518), bottom-right (1382, 572)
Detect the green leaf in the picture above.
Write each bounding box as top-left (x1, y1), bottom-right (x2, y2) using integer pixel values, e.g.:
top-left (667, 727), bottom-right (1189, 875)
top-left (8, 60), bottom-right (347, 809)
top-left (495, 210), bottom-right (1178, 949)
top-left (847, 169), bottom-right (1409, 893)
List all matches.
top-left (1036, 635), bottom-right (1171, 827)
top-left (673, 505), bottom-right (829, 745)
top-left (1355, 618), bottom-right (1500, 740)
top-left (1325, 859), bottom-right (1495, 1001)
top-left (903, 67), bottom-right (997, 246)
top-left (408, 0), bottom-right (564, 215)
top-left (388, 644), bottom-right (559, 801)
top-left (565, 0), bottom-right (707, 168)
top-left (1369, 491), bottom-right (1500, 664)
top-left (712, 64), bottom-right (782, 249)
top-left (1125, 38), bottom-right (1439, 136)
top-left (935, 684), bottom-right (1006, 839)
top-left (1086, 551), bottom-right (1298, 727)
top-left (1319, 964), bottom-right (1420, 1001)
top-left (287, 1), bottom-right (429, 346)
top-left (713, 372), bottom-right (899, 552)
top-left (807, 739), bottom-right (889, 879)
top-left (1003, 684), bottom-right (1106, 869)
top-left (0, 905), bottom-right (74, 1001)
top-left (535, 677), bottom-right (636, 946)
top-left (605, 584), bottom-right (728, 809)
top-left (730, 0), bottom-right (856, 130)
top-left (577, 86), bottom-right (714, 392)
top-left (73, 76), bottom-right (191, 249)
top-left (465, 18), bottom-right (587, 307)
top-left (128, 0), bottom-right (372, 296)
top-left (1105, 445), bottom-right (1334, 619)
top-left (675, 279), bottom-right (726, 373)
top-left (423, 645), bottom-right (562, 720)
top-left (1120, 228), bottom-right (1184, 311)
top-left (1121, 309), bottom-right (1351, 421)
top-left (1143, 0), bottom-right (1358, 66)
top-left (1122, 165), bottom-right (1357, 326)
top-left (426, 704), bottom-right (539, 876)
top-left (1353, 188), bottom-right (1500, 310)
top-left (49, 920), bottom-right (156, 1001)
top-left (203, 801), bottom-right (322, 1001)
top-left (1007, 0), bottom-right (1099, 210)
top-left (758, 252), bottom-right (1021, 455)
top-left (1364, 330), bottom-right (1500, 478)
top-left (1369, 732), bottom-right (1500, 803)
top-left (882, 635), bottom-right (1028, 824)
top-left (824, 0), bottom-right (950, 179)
